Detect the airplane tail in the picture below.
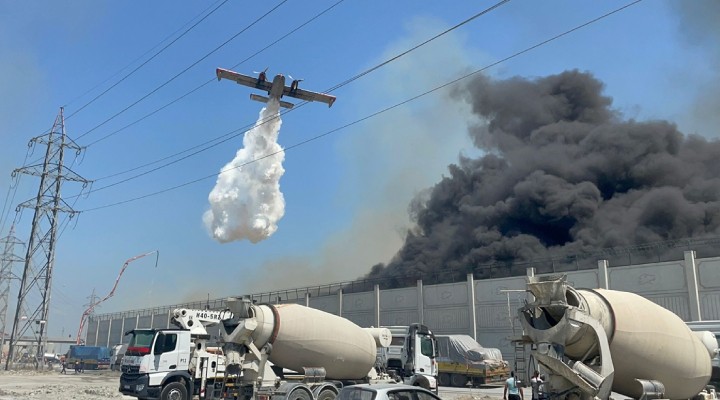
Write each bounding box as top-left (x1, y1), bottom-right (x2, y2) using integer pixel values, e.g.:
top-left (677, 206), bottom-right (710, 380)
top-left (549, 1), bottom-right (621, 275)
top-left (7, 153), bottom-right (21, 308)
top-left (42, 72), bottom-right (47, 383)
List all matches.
top-left (250, 94), bottom-right (294, 109)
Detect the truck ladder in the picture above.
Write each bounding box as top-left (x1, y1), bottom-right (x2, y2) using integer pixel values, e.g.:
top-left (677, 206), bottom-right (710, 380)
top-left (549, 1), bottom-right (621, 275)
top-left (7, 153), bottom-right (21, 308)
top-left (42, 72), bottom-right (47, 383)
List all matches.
top-left (513, 341), bottom-right (527, 385)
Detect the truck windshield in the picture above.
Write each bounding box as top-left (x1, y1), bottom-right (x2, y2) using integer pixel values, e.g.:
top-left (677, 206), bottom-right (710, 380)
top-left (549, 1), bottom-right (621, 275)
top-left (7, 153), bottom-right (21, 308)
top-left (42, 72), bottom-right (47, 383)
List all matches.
top-left (420, 335), bottom-right (435, 358)
top-left (126, 330), bottom-right (155, 356)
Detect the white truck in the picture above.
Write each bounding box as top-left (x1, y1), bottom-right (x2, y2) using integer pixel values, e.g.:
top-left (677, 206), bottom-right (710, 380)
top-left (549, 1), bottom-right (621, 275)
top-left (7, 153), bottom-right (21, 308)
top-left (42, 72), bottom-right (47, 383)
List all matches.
top-left (110, 343), bottom-right (129, 371)
top-left (119, 297), bottom-right (404, 400)
top-left (517, 275), bottom-right (718, 400)
top-left (376, 324), bottom-right (438, 392)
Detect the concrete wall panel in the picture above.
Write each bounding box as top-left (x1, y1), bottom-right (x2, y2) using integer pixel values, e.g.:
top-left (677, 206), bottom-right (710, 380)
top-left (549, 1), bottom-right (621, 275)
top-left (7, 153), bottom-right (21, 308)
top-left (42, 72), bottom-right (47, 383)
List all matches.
top-left (380, 287), bottom-right (418, 310)
top-left (97, 320), bottom-right (110, 347)
top-left (342, 312), bottom-right (374, 328)
top-left (697, 257), bottom-right (720, 289)
top-left (424, 282), bottom-right (467, 307)
top-left (424, 306), bottom-right (469, 334)
top-left (86, 320), bottom-right (98, 346)
top-left (152, 313), bottom-right (168, 329)
top-left (563, 270), bottom-right (599, 289)
top-left (644, 294), bottom-right (690, 321)
top-left (109, 318), bottom-right (124, 346)
top-left (123, 317), bottom-right (137, 333)
top-left (701, 292), bottom-right (720, 320)
top-left (138, 316), bottom-right (152, 329)
top-left (476, 303), bottom-right (517, 329)
top-left (309, 295), bottom-right (339, 314)
top-left (609, 261), bottom-right (686, 293)
top-left (380, 310), bottom-right (420, 327)
top-left (343, 292), bottom-right (374, 312)
top-left (475, 277), bottom-right (527, 304)
top-left (476, 330), bottom-right (514, 360)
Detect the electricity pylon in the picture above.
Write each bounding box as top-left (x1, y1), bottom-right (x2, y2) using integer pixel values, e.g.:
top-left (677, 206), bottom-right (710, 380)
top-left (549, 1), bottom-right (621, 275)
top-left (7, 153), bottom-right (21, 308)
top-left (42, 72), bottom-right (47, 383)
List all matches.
top-left (5, 108), bottom-right (90, 369)
top-left (0, 225), bottom-right (24, 353)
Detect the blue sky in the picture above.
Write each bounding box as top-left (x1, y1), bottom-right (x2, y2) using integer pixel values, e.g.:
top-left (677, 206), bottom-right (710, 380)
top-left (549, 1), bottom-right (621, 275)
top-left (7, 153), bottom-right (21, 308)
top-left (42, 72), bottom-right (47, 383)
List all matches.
top-left (0, 0), bottom-right (717, 339)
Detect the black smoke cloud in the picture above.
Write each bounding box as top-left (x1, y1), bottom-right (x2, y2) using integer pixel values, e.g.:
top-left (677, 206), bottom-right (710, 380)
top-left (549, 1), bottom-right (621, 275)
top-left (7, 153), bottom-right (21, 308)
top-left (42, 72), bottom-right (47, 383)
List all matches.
top-left (366, 70), bottom-right (720, 283)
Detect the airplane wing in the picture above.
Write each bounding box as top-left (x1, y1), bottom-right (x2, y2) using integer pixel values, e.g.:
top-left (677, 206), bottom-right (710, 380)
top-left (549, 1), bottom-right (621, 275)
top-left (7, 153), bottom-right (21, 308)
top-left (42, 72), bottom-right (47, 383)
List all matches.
top-left (216, 68), bottom-right (273, 93)
top-left (283, 86), bottom-right (337, 108)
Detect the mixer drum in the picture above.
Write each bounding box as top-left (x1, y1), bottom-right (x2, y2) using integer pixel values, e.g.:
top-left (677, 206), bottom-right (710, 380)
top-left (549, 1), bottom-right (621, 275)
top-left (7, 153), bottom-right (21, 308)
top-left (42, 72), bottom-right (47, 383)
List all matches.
top-left (579, 289), bottom-right (711, 399)
top-left (258, 303), bottom-right (377, 380)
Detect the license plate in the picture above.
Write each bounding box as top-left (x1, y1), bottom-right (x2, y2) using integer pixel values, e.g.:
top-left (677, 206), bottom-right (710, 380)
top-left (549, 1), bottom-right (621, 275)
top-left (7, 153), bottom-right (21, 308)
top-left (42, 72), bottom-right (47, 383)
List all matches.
top-left (124, 385), bottom-right (130, 389)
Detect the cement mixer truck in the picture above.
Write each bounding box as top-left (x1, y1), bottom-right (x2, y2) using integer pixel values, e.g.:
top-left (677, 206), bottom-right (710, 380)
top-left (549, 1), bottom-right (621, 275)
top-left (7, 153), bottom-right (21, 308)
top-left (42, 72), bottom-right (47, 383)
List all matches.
top-left (517, 275), bottom-right (718, 400)
top-left (119, 298), bottom-right (403, 400)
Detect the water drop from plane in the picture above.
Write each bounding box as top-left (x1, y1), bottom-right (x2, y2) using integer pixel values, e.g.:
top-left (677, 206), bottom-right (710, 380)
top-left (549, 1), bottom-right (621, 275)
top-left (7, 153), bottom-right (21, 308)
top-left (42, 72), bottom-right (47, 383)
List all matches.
top-left (203, 99), bottom-right (285, 243)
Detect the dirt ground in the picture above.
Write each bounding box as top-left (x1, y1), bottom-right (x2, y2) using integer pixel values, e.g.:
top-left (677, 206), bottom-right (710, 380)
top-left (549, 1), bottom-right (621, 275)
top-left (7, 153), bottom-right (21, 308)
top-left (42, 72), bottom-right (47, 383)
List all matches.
top-left (0, 368), bottom-right (501, 400)
top-left (0, 368), bottom-right (132, 400)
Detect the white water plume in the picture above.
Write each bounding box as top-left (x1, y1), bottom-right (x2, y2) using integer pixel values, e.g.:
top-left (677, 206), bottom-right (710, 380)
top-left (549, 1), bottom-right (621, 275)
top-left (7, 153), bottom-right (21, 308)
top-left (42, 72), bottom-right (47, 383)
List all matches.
top-left (203, 99), bottom-right (285, 243)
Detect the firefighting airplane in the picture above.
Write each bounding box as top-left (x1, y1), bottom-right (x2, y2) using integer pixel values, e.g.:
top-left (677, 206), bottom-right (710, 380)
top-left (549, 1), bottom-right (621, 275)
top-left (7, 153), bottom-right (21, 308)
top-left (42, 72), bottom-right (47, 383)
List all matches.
top-left (216, 67), bottom-right (336, 109)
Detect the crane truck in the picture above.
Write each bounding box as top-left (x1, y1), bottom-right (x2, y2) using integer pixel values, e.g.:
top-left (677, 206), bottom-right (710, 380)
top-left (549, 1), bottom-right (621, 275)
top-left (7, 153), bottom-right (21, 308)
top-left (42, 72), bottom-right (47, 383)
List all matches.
top-left (516, 274), bottom-right (718, 400)
top-left (119, 297), bottom-right (428, 400)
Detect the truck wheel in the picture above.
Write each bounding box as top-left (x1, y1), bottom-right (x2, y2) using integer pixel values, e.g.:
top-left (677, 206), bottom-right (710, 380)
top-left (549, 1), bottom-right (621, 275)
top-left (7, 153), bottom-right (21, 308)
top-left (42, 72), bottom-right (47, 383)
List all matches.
top-left (161, 382), bottom-right (188, 400)
top-left (451, 374), bottom-right (467, 388)
top-left (413, 375), bottom-right (430, 390)
top-left (316, 388), bottom-right (337, 400)
top-left (287, 386), bottom-right (313, 400)
top-left (438, 373), bottom-right (450, 387)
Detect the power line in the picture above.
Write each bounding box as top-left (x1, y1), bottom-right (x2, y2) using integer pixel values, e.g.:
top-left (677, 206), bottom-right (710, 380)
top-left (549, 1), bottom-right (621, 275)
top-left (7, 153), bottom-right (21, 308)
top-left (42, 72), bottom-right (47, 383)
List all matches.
top-left (75, 0), bottom-right (511, 195)
top-left (83, 0), bottom-right (346, 148)
top-left (64, 0), bottom-right (229, 117)
top-left (325, 0), bottom-right (510, 93)
top-left (11, 2), bottom-right (229, 177)
top-left (74, 0), bottom-right (289, 142)
top-left (0, 139), bottom-right (39, 236)
top-left (77, 0), bottom-right (644, 213)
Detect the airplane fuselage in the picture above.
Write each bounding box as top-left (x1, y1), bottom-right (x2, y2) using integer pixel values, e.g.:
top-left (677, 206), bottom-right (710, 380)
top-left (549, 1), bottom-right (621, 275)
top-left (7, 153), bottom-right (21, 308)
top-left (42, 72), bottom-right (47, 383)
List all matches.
top-left (269, 74), bottom-right (286, 99)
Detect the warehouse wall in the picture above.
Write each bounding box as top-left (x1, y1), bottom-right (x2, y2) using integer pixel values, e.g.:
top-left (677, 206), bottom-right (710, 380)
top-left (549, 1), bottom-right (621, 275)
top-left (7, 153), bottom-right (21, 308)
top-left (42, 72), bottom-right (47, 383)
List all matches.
top-left (89, 251), bottom-right (719, 363)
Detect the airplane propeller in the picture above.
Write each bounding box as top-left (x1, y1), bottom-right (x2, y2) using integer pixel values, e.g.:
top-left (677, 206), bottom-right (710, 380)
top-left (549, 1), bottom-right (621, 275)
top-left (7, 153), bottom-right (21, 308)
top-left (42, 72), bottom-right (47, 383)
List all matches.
top-left (253, 67), bottom-right (269, 75)
top-left (288, 75), bottom-right (304, 83)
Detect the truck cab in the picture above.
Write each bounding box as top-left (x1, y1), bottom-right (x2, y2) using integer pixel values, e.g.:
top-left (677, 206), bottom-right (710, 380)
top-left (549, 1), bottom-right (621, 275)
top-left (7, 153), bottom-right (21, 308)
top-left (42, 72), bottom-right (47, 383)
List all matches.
top-left (380, 324), bottom-right (438, 392)
top-left (120, 329), bottom-right (194, 399)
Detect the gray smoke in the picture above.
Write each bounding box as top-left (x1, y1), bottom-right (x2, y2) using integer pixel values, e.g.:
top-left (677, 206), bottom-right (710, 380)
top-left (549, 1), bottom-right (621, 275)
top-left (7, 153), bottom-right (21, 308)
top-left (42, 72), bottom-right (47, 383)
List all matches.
top-left (672, 0), bottom-right (720, 137)
top-left (366, 70), bottom-right (720, 283)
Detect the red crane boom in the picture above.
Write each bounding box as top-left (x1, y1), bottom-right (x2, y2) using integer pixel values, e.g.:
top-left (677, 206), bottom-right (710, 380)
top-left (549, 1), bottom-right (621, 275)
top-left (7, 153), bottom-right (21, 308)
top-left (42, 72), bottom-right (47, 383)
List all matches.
top-left (76, 250), bottom-right (159, 345)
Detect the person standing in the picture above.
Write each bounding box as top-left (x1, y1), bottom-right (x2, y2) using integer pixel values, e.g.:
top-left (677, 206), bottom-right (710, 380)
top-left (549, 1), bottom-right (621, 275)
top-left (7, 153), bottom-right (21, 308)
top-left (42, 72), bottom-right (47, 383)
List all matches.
top-left (504, 371), bottom-right (524, 400)
top-left (530, 371), bottom-right (543, 400)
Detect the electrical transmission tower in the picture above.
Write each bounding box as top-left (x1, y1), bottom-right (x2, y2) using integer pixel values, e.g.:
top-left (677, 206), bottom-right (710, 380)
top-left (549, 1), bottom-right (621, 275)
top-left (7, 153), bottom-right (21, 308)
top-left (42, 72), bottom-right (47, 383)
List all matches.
top-left (5, 108), bottom-right (90, 369)
top-left (78, 289), bottom-right (100, 344)
top-left (0, 225), bottom-right (24, 353)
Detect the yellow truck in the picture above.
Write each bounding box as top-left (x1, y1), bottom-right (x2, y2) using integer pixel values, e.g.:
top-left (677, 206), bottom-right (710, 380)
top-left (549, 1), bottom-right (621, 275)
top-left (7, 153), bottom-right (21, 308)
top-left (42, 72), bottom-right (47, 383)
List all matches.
top-left (435, 335), bottom-right (510, 387)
